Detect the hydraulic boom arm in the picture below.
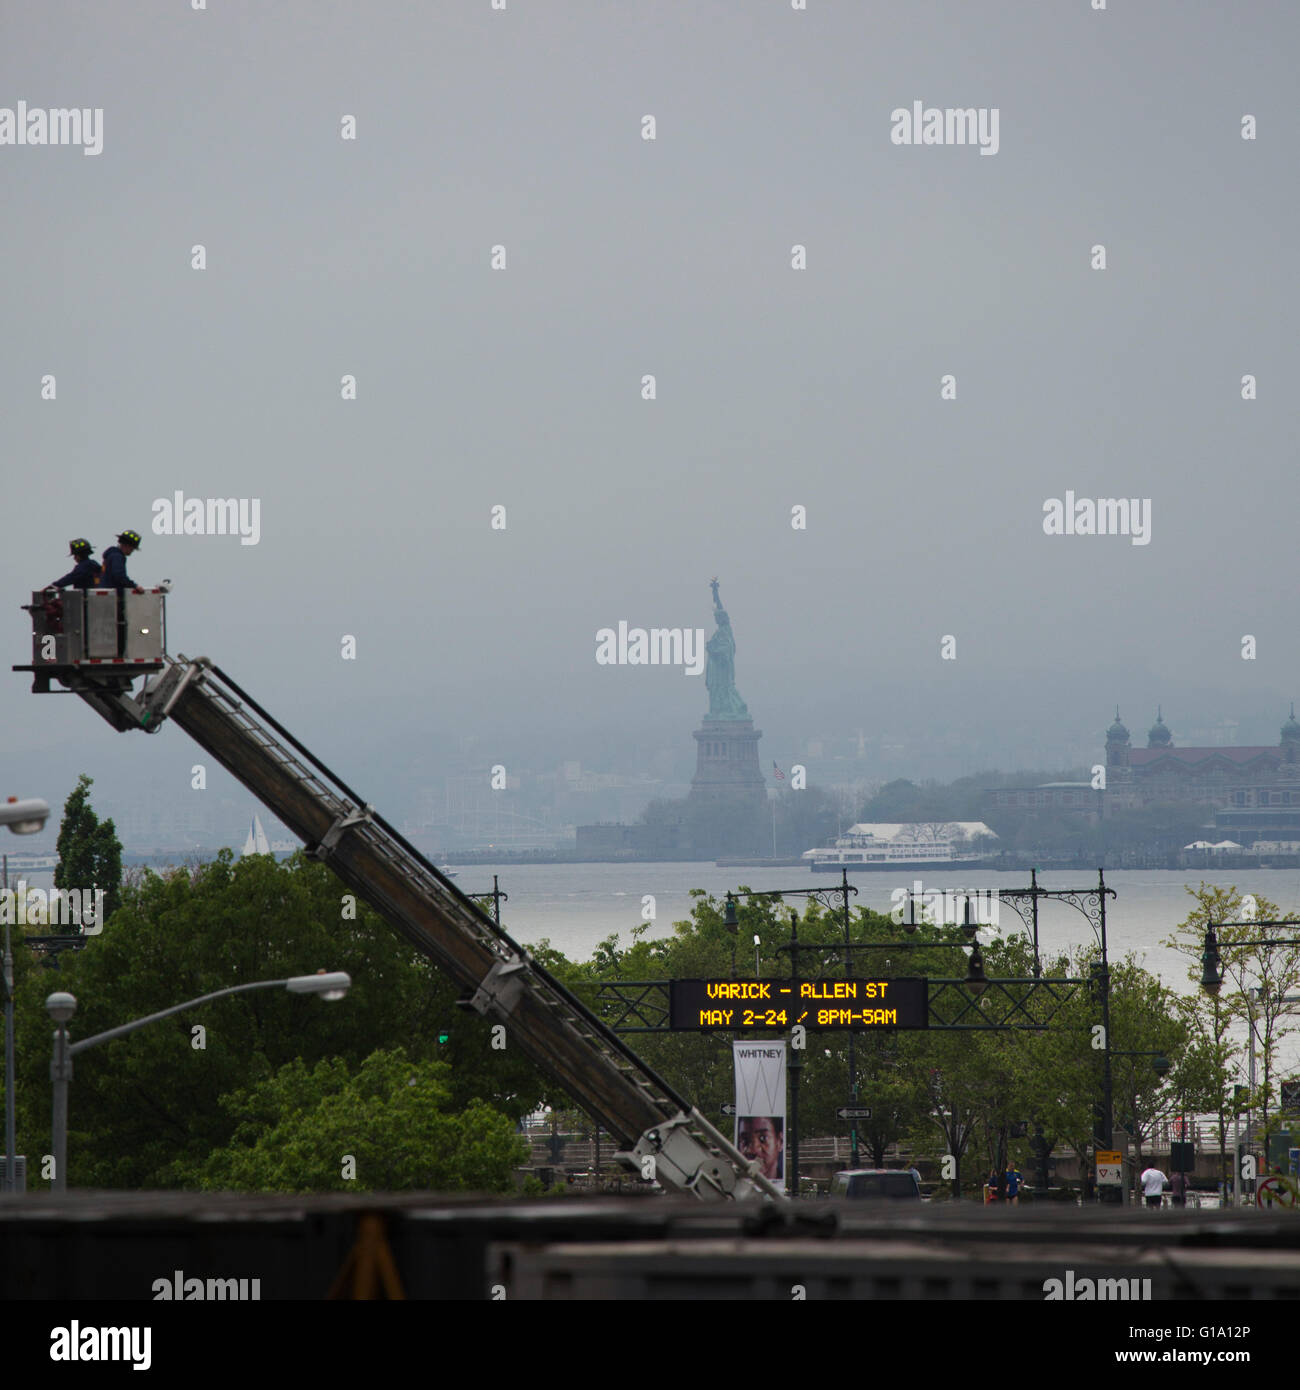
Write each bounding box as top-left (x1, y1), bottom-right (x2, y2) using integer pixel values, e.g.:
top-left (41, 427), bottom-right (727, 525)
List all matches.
top-left (18, 615), bottom-right (777, 1201)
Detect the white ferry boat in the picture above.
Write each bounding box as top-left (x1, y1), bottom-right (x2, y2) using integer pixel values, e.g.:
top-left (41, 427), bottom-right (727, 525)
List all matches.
top-left (801, 822), bottom-right (995, 872)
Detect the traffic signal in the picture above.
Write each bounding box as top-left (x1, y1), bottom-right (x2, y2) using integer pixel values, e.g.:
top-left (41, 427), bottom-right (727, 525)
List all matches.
top-left (437, 1026), bottom-right (451, 1045)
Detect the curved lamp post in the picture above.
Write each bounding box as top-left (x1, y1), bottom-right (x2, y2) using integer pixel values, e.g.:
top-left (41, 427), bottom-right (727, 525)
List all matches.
top-left (48, 971), bottom-right (351, 1191)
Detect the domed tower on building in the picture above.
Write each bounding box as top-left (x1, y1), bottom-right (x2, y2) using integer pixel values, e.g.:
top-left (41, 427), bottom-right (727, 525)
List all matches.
top-left (1280, 703), bottom-right (1300, 777)
top-left (1104, 708), bottom-right (1134, 813)
top-left (1147, 707), bottom-right (1172, 749)
top-left (1106, 708), bottom-right (1131, 768)
top-left (1095, 703), bottom-right (1296, 822)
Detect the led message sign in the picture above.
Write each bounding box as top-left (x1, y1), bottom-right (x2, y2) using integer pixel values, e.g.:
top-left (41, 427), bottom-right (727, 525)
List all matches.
top-left (669, 978), bottom-right (928, 1030)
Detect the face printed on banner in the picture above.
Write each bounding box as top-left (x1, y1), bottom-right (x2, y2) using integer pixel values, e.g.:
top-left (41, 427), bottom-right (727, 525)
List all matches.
top-left (738, 1116), bottom-right (784, 1181)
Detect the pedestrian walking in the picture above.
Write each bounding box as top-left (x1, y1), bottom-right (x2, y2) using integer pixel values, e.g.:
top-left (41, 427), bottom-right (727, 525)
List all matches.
top-left (1004, 1160), bottom-right (1023, 1206)
top-left (1140, 1162), bottom-right (1168, 1209)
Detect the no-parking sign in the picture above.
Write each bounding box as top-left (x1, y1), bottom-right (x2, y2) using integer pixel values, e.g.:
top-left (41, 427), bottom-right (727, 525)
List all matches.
top-left (1256, 1176), bottom-right (1298, 1209)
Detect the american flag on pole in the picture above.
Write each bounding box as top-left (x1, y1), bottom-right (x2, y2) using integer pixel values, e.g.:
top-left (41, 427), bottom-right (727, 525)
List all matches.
top-left (772, 762), bottom-right (785, 780)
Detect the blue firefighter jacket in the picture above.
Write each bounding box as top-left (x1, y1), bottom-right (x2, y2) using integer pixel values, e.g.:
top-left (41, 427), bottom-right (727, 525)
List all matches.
top-left (99, 547), bottom-right (137, 589)
top-left (50, 557), bottom-right (103, 589)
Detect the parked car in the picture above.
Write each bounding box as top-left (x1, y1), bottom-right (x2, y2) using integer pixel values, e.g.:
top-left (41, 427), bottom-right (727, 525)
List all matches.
top-left (831, 1168), bottom-right (922, 1200)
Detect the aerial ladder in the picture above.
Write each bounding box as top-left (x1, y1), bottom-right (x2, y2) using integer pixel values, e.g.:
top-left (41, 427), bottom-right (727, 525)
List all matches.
top-left (16, 588), bottom-right (780, 1201)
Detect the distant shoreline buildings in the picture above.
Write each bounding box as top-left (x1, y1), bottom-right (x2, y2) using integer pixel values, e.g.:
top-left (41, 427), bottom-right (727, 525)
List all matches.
top-left (987, 708), bottom-right (1300, 844)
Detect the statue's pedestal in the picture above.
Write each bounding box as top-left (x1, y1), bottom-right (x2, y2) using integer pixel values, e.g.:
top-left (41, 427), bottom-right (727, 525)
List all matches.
top-left (690, 719), bottom-right (766, 802)
top-left (687, 719), bottom-right (768, 858)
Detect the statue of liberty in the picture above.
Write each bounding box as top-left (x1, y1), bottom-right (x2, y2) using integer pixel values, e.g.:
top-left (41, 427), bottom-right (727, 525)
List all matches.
top-left (705, 578), bottom-right (750, 720)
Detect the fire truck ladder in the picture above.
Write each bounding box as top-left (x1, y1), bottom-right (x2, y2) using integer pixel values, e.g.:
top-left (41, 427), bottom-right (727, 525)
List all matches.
top-left (71, 653), bottom-right (779, 1201)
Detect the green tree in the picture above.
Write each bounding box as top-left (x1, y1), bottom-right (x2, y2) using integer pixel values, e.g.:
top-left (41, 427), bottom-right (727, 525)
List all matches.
top-left (564, 884), bottom-right (1213, 1202)
top-left (909, 1033), bottom-right (985, 1199)
top-left (771, 786), bottom-right (840, 858)
top-left (180, 1049), bottom-right (528, 1193)
top-left (1162, 884), bottom-right (1297, 1176)
top-left (844, 1031), bottom-right (928, 1169)
top-left (570, 891), bottom-right (1038, 1192)
top-left (862, 770), bottom-right (1089, 830)
top-left (895, 932), bottom-right (1044, 1197)
top-left (1009, 945), bottom-right (1097, 1186)
top-left (53, 773), bottom-right (123, 922)
top-left (789, 898), bottom-right (985, 1174)
top-left (859, 779), bottom-right (948, 823)
top-left (1103, 957), bottom-right (1187, 1198)
top-left (13, 851), bottom-right (552, 1188)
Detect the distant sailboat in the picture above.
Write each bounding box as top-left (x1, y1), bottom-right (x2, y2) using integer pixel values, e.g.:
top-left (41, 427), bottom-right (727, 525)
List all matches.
top-left (241, 814), bottom-right (272, 857)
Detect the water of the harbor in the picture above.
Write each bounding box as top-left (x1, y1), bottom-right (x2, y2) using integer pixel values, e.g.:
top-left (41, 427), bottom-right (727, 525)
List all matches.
top-left (439, 864), bottom-right (1293, 979)
top-left (7, 858), bottom-right (1291, 982)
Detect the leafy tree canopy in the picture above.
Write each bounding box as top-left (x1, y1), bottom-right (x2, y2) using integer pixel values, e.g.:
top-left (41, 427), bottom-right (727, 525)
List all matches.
top-left (12, 850), bottom-right (553, 1189)
top-left (53, 773), bottom-right (123, 921)
top-left (176, 1049), bottom-right (529, 1193)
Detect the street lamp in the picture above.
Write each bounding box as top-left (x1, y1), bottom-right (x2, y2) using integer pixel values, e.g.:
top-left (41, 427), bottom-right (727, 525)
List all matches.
top-left (0, 796), bottom-right (49, 834)
top-left (287, 972), bottom-right (350, 1000)
top-left (1199, 920), bottom-right (1300, 999)
top-left (46, 992), bottom-right (75, 1024)
top-left (1200, 925), bottom-right (1222, 996)
top-left (47, 971), bottom-right (351, 1191)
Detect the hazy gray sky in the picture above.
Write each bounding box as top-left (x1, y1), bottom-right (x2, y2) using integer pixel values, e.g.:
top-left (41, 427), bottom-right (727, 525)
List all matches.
top-left (3, 1), bottom-right (1298, 838)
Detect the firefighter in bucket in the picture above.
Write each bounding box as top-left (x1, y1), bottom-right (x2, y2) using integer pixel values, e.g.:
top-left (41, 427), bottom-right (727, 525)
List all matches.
top-left (50, 538), bottom-right (102, 591)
